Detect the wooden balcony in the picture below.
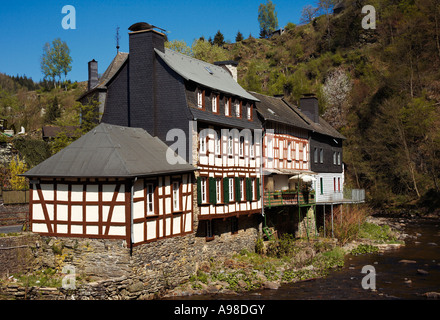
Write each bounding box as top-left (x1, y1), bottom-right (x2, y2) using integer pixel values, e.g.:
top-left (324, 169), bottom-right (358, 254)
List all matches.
top-left (264, 190), bottom-right (316, 208)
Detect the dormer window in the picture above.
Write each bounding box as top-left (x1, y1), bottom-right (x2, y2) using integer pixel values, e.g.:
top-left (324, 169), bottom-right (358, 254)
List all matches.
top-left (225, 97), bottom-right (231, 116)
top-left (197, 89), bottom-right (204, 109)
top-left (212, 94), bottom-right (218, 113)
top-left (235, 101), bottom-right (241, 118)
top-left (247, 105), bottom-right (252, 120)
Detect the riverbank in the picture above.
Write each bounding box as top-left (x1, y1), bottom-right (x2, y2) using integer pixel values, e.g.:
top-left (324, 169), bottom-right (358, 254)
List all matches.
top-left (162, 215), bottom-right (406, 299)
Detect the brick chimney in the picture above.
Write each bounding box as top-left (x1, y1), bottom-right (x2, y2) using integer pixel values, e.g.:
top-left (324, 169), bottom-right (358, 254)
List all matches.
top-left (88, 59), bottom-right (98, 90)
top-left (214, 61), bottom-right (238, 82)
top-left (128, 22), bottom-right (165, 130)
top-left (300, 94), bottom-right (319, 124)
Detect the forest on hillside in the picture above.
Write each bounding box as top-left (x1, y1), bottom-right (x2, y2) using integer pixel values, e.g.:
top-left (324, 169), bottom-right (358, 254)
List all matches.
top-left (204, 0), bottom-right (440, 209)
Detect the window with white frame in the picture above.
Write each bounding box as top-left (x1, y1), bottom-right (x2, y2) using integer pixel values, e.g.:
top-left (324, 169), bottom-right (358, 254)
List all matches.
top-left (146, 183), bottom-right (154, 214)
top-left (337, 152), bottom-right (341, 165)
top-left (239, 136), bottom-right (244, 157)
top-left (250, 137), bottom-right (254, 158)
top-left (228, 178), bottom-right (234, 202)
top-left (314, 147), bottom-right (318, 163)
top-left (228, 135), bottom-right (233, 156)
top-left (303, 144), bottom-right (307, 162)
top-left (247, 105), bottom-right (251, 120)
top-left (320, 148), bottom-right (324, 163)
top-left (251, 178), bottom-right (256, 200)
top-left (197, 89), bottom-right (203, 108)
top-left (199, 132), bottom-right (206, 154)
top-left (172, 181), bottom-right (180, 211)
top-left (212, 94), bottom-right (218, 113)
top-left (333, 151), bottom-right (337, 165)
top-left (235, 101), bottom-right (240, 117)
top-left (240, 178), bottom-right (245, 201)
top-left (279, 140), bottom-right (283, 159)
top-left (295, 142), bottom-right (299, 160)
top-left (225, 98), bottom-right (230, 116)
top-left (267, 136), bottom-right (274, 159)
top-left (215, 131), bottom-right (221, 155)
top-left (200, 177), bottom-right (207, 203)
top-left (287, 142), bottom-right (292, 161)
top-left (216, 178), bottom-right (222, 203)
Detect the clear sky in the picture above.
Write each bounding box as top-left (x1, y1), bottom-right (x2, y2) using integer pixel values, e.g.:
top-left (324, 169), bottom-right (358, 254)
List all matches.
top-left (0, 0), bottom-right (313, 83)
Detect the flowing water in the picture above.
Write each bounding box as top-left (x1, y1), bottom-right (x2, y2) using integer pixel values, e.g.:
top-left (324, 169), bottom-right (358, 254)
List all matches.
top-left (176, 217), bottom-right (440, 300)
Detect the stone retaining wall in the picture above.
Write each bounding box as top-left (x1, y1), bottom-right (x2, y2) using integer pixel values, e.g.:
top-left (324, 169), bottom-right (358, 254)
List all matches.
top-left (0, 215), bottom-right (261, 300)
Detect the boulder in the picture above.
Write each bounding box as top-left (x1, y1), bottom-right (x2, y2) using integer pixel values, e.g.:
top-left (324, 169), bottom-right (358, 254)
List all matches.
top-left (263, 281), bottom-right (280, 290)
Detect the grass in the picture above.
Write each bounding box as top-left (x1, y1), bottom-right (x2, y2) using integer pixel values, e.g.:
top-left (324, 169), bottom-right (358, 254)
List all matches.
top-left (13, 268), bottom-right (63, 288)
top-left (358, 222), bottom-right (400, 243)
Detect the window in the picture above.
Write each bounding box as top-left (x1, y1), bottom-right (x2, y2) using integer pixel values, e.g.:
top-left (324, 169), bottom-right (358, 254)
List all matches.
top-left (228, 135), bottom-right (233, 156)
top-left (250, 137), bottom-right (254, 158)
top-left (228, 178), bottom-right (234, 202)
top-left (172, 181), bottom-right (180, 211)
top-left (216, 178), bottom-right (222, 203)
top-left (337, 152), bottom-right (341, 165)
top-left (303, 144), bottom-right (307, 161)
top-left (333, 151), bottom-right (337, 165)
top-left (338, 177), bottom-right (341, 192)
top-left (334, 177), bottom-right (336, 192)
top-left (239, 136), bottom-right (244, 157)
top-left (215, 131), bottom-right (221, 155)
top-left (295, 143), bottom-right (299, 160)
top-left (197, 89), bottom-right (204, 109)
top-left (287, 142), bottom-right (292, 161)
top-left (279, 140), bottom-right (283, 159)
top-left (239, 178), bottom-right (245, 201)
top-left (320, 148), bottom-right (324, 163)
top-left (235, 101), bottom-right (241, 118)
top-left (212, 94), bottom-right (218, 113)
top-left (225, 98), bottom-right (230, 116)
top-left (267, 136), bottom-right (273, 159)
top-left (247, 105), bottom-right (252, 120)
top-left (251, 178), bottom-right (256, 201)
top-left (146, 183), bottom-right (154, 214)
top-left (314, 147), bottom-right (318, 163)
top-left (200, 177), bottom-right (207, 204)
top-left (320, 177), bottom-right (323, 195)
top-left (199, 133), bottom-right (206, 154)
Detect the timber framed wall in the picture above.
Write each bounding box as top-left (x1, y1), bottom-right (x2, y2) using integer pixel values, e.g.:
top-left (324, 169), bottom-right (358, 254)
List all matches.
top-left (30, 178), bottom-right (131, 244)
top-left (29, 173), bottom-right (193, 247)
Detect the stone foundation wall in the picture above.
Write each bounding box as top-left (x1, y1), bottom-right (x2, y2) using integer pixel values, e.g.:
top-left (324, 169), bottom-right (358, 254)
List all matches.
top-left (0, 214), bottom-right (261, 300)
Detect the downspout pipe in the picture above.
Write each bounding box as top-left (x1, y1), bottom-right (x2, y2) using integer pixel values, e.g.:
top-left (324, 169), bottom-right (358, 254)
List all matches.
top-left (130, 177), bottom-right (138, 255)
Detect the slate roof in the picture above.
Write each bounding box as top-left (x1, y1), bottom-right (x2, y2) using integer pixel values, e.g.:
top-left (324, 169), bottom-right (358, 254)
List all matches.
top-left (250, 92), bottom-right (311, 131)
top-left (23, 123), bottom-right (195, 178)
top-left (155, 48), bottom-right (259, 102)
top-left (95, 52), bottom-right (129, 89)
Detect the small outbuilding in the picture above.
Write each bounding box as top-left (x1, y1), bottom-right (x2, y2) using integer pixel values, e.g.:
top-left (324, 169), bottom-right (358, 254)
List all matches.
top-left (23, 123), bottom-right (196, 247)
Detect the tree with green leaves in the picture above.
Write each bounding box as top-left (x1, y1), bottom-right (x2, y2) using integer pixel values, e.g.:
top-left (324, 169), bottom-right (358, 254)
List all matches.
top-left (258, 0), bottom-right (279, 39)
top-left (44, 96), bottom-right (61, 124)
top-left (40, 38), bottom-right (72, 88)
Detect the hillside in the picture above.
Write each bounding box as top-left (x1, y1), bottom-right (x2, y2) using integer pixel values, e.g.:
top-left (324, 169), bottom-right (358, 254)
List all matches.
top-left (222, 0), bottom-right (440, 208)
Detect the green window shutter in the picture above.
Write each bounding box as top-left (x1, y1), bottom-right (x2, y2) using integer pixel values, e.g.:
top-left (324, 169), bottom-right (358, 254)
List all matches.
top-left (209, 177), bottom-right (217, 205)
top-left (246, 178), bottom-right (252, 201)
top-left (197, 177), bottom-right (202, 205)
top-left (235, 177), bottom-right (241, 201)
top-left (256, 178), bottom-right (260, 200)
top-left (223, 177), bottom-right (229, 204)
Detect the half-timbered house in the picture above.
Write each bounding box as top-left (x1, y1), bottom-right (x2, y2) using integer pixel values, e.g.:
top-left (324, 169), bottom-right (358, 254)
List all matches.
top-left (23, 123), bottom-right (195, 248)
top-left (85, 23), bottom-right (263, 242)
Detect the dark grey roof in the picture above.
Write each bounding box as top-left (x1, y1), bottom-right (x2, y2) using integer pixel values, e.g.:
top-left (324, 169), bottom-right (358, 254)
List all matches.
top-left (190, 108), bottom-right (262, 130)
top-left (155, 48), bottom-right (259, 102)
top-left (23, 123), bottom-right (195, 178)
top-left (250, 92), bottom-right (311, 131)
top-left (95, 52), bottom-right (129, 89)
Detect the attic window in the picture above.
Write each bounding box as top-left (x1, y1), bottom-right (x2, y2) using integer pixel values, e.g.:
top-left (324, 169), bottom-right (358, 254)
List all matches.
top-left (204, 66), bottom-right (214, 75)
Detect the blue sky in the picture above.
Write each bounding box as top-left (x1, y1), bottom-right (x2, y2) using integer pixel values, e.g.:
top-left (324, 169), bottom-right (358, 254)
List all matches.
top-left (0, 0), bottom-right (313, 83)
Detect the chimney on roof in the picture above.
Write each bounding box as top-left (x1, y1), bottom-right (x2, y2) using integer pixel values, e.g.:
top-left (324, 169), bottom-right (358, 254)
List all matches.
top-left (88, 59), bottom-right (98, 91)
top-left (127, 22), bottom-right (166, 131)
top-left (214, 61), bottom-right (238, 82)
top-left (300, 94), bottom-right (319, 124)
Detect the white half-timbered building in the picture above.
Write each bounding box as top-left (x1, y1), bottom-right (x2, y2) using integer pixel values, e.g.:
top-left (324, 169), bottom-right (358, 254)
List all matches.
top-left (23, 123), bottom-right (195, 248)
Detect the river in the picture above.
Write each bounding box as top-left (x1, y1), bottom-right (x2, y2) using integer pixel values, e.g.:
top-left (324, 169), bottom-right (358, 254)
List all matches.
top-left (176, 217), bottom-right (440, 300)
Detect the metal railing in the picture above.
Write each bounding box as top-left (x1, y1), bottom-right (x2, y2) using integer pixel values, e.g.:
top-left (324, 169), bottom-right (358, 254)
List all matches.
top-left (264, 190), bottom-right (316, 208)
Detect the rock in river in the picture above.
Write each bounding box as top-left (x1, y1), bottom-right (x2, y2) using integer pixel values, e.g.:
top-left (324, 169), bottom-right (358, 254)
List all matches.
top-left (398, 259), bottom-right (417, 264)
top-left (417, 269), bottom-right (429, 275)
